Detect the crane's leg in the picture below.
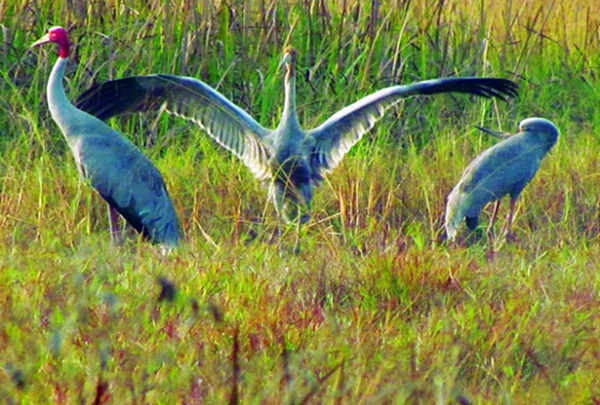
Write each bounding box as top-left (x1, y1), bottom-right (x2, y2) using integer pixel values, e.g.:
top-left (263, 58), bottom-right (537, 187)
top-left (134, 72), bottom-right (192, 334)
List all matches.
top-left (268, 185), bottom-right (285, 245)
top-left (484, 200), bottom-right (503, 259)
top-left (505, 197), bottom-right (518, 242)
top-left (281, 200), bottom-right (303, 255)
top-left (108, 206), bottom-right (124, 246)
top-left (293, 216), bottom-right (302, 255)
top-left (292, 191), bottom-right (312, 255)
top-left (487, 200), bottom-right (502, 241)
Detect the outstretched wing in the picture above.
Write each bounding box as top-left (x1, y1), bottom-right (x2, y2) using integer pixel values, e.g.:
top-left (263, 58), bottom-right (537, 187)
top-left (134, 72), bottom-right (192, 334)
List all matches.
top-left (307, 77), bottom-right (518, 177)
top-left (76, 75), bottom-right (273, 181)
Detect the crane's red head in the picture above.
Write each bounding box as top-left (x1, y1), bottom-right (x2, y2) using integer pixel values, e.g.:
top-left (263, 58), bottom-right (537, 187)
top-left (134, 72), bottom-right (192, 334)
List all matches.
top-left (31, 26), bottom-right (70, 58)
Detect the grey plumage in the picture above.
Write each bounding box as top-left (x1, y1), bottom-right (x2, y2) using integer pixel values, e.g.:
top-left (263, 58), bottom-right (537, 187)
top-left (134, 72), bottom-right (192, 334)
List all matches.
top-left (445, 117), bottom-right (560, 241)
top-left (76, 47), bottom-right (518, 224)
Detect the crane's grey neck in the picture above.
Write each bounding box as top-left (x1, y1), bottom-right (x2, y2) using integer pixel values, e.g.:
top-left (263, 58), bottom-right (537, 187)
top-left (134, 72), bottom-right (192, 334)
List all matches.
top-left (47, 57), bottom-right (77, 133)
top-left (280, 65), bottom-right (300, 130)
top-left (544, 132), bottom-right (559, 150)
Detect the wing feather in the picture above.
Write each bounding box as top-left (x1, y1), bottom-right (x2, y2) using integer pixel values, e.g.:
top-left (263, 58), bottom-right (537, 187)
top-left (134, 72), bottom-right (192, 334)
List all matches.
top-left (79, 131), bottom-right (182, 246)
top-left (308, 77), bottom-right (518, 177)
top-left (76, 75), bottom-right (273, 181)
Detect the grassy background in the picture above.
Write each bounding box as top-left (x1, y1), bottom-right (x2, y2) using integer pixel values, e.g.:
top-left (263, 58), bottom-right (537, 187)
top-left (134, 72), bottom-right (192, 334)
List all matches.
top-left (1, 0), bottom-right (600, 402)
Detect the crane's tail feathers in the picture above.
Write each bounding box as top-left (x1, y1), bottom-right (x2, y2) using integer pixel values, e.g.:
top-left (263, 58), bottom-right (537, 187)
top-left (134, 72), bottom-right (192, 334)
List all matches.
top-left (444, 210), bottom-right (464, 242)
top-left (444, 219), bottom-right (459, 242)
top-left (444, 190), bottom-right (465, 242)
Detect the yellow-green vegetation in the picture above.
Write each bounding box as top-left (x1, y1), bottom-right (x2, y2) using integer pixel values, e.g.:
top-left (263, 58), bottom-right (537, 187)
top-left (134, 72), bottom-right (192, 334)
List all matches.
top-left (2, 0), bottom-right (600, 402)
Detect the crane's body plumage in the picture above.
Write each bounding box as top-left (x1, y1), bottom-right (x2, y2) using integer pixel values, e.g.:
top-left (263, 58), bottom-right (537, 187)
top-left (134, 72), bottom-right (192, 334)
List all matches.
top-left (76, 47), bottom-right (518, 224)
top-left (445, 117), bottom-right (559, 241)
top-left (34, 27), bottom-right (182, 246)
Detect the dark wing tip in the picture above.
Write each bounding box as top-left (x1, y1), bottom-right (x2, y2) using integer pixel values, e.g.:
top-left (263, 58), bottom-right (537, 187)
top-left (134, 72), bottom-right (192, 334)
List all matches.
top-left (474, 78), bottom-right (519, 101)
top-left (75, 76), bottom-right (163, 121)
top-left (413, 77), bottom-right (519, 101)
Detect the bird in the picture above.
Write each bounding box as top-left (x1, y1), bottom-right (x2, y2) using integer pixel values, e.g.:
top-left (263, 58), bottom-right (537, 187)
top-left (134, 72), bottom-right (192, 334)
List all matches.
top-left (32, 26), bottom-right (182, 247)
top-left (444, 117), bottom-right (560, 242)
top-left (75, 47), bottom-right (518, 226)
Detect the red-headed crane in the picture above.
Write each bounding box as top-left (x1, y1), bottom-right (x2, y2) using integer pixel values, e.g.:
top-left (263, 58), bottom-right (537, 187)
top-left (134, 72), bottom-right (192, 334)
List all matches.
top-left (32, 26), bottom-right (182, 248)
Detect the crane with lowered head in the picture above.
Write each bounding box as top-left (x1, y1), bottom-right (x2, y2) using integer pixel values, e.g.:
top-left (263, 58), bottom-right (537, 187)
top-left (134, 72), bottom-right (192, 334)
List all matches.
top-left (445, 117), bottom-right (560, 242)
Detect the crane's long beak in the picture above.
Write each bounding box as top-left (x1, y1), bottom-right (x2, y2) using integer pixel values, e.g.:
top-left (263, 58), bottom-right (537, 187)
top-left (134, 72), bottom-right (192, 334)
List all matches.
top-left (31, 33), bottom-right (51, 48)
top-left (475, 126), bottom-right (511, 139)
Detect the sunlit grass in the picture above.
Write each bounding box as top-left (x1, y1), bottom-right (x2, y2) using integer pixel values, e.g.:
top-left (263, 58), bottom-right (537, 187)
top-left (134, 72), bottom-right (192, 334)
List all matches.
top-left (1, 0), bottom-right (600, 402)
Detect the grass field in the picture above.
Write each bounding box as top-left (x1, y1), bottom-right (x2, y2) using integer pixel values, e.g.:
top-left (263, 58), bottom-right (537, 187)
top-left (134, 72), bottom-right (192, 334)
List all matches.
top-left (1, 0), bottom-right (600, 402)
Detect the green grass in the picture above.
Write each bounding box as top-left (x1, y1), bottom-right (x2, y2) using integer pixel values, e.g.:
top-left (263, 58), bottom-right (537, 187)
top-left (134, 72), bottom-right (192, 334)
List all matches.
top-left (2, 0), bottom-right (600, 402)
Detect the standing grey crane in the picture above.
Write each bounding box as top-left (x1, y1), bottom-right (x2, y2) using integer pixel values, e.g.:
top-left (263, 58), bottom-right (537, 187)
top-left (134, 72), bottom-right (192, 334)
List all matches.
top-left (32, 26), bottom-right (182, 247)
top-left (75, 47), bottom-right (518, 225)
top-left (445, 117), bottom-right (559, 242)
